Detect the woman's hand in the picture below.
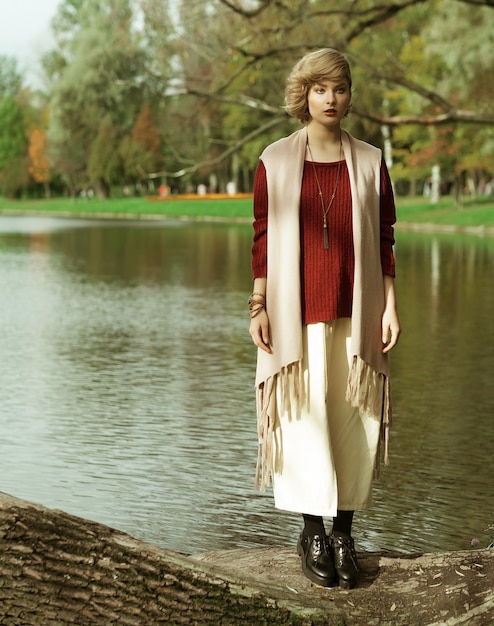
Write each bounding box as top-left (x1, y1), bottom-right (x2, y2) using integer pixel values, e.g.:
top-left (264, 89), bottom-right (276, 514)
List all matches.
top-left (249, 309), bottom-right (272, 354)
top-left (382, 275), bottom-right (401, 353)
top-left (382, 306), bottom-right (401, 353)
top-left (249, 278), bottom-right (271, 353)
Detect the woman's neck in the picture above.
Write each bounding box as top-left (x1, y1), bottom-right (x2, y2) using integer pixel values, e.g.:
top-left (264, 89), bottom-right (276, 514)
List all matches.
top-left (306, 124), bottom-right (342, 162)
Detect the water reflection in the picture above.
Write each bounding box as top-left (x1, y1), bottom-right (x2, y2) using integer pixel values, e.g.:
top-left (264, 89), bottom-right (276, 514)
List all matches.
top-left (363, 230), bottom-right (494, 553)
top-left (0, 216), bottom-right (493, 556)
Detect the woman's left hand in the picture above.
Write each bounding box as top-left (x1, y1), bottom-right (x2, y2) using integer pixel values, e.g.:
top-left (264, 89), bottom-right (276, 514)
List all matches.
top-left (382, 275), bottom-right (401, 353)
top-left (382, 306), bottom-right (401, 353)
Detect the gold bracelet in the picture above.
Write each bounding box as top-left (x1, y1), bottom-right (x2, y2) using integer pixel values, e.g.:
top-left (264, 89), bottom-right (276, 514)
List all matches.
top-left (248, 292), bottom-right (265, 306)
top-left (249, 304), bottom-right (265, 319)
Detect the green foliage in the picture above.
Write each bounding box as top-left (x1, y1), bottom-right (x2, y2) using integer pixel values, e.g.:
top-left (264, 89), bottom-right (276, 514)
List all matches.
top-left (0, 96), bottom-right (26, 169)
top-left (423, 0), bottom-right (494, 99)
top-left (87, 115), bottom-right (123, 196)
top-left (0, 96), bottom-right (30, 197)
top-left (0, 156), bottom-right (31, 199)
top-left (46, 0), bottom-right (154, 193)
top-left (0, 56), bottom-right (23, 97)
top-left (6, 0), bottom-right (493, 198)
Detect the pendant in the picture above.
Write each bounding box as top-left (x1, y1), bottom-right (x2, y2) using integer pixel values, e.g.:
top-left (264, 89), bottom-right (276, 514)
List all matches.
top-left (323, 220), bottom-right (329, 249)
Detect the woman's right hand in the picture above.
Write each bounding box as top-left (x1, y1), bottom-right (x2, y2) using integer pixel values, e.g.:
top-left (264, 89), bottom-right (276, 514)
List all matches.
top-left (249, 309), bottom-right (272, 354)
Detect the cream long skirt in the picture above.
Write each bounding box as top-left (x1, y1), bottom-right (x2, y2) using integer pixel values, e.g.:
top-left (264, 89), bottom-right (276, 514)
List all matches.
top-left (272, 319), bottom-right (383, 517)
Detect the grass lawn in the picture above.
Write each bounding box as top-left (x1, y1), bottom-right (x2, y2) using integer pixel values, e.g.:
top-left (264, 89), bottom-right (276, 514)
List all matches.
top-left (0, 195), bottom-right (254, 220)
top-left (1, 194), bottom-right (493, 228)
top-left (395, 196), bottom-right (494, 228)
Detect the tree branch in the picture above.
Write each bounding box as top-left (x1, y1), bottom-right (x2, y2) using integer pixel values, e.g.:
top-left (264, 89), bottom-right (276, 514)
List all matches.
top-left (345, 0), bottom-right (428, 41)
top-left (217, 0), bottom-right (274, 18)
top-left (144, 116), bottom-right (287, 179)
top-left (455, 0), bottom-right (494, 6)
top-left (354, 106), bottom-right (494, 126)
top-left (183, 87), bottom-right (281, 115)
top-left (351, 53), bottom-right (457, 113)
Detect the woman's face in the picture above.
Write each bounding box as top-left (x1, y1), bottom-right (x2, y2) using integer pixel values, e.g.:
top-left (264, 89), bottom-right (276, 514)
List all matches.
top-left (307, 79), bottom-right (351, 127)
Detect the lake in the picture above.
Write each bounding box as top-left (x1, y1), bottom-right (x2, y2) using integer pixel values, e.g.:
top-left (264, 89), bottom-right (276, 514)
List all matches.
top-left (0, 214), bottom-right (493, 555)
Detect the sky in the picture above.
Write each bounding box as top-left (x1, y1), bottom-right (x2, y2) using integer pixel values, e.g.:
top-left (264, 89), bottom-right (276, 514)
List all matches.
top-left (0, 0), bottom-right (62, 87)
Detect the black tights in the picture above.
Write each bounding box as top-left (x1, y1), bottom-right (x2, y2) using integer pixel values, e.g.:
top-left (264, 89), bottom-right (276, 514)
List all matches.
top-left (303, 510), bottom-right (354, 537)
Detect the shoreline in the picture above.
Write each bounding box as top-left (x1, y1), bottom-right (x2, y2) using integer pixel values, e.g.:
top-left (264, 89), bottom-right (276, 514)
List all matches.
top-left (1, 207), bottom-right (494, 237)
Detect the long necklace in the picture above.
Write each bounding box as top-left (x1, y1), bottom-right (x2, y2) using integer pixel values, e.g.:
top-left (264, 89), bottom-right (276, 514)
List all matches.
top-left (306, 140), bottom-right (343, 249)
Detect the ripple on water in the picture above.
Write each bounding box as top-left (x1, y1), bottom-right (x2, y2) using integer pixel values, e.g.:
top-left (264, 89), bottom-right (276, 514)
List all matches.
top-left (0, 219), bottom-right (493, 554)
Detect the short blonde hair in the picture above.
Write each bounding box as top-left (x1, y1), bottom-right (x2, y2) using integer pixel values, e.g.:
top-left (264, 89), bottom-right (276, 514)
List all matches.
top-left (284, 48), bottom-right (352, 123)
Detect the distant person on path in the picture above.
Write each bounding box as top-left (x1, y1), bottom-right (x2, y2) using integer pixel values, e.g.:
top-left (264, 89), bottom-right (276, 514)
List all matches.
top-left (249, 48), bottom-right (401, 589)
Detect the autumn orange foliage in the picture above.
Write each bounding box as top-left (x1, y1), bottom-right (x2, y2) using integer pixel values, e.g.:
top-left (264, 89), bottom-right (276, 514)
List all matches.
top-left (28, 128), bottom-right (50, 183)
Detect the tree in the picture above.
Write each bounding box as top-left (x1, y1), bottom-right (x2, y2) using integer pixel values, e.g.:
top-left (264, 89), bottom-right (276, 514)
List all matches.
top-left (36, 0), bottom-right (494, 196)
top-left (0, 96), bottom-right (26, 170)
top-left (120, 103), bottom-right (163, 191)
top-left (0, 57), bottom-right (32, 198)
top-left (0, 96), bottom-right (30, 198)
top-left (28, 128), bottom-right (51, 197)
top-left (132, 104), bottom-right (161, 161)
top-left (0, 55), bottom-right (22, 97)
top-left (143, 0), bottom-right (494, 194)
top-left (87, 115), bottom-right (122, 197)
top-left (44, 0), bottom-right (151, 195)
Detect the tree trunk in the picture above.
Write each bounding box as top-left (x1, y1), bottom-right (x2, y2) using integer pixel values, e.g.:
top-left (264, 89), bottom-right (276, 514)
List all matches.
top-left (1, 492), bottom-right (493, 626)
top-left (97, 179), bottom-right (110, 199)
top-left (0, 492), bottom-right (320, 625)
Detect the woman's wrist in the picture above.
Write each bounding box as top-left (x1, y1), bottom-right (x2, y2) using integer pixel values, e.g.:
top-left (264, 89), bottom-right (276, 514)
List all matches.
top-left (248, 292), bottom-right (265, 305)
top-left (248, 292), bottom-right (266, 318)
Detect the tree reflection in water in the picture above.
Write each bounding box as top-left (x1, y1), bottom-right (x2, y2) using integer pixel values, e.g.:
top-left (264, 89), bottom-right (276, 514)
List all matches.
top-left (0, 217), bottom-right (493, 555)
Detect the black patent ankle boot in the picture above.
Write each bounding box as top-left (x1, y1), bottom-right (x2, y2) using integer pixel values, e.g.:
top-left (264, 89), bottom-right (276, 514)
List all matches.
top-left (297, 531), bottom-right (336, 587)
top-left (330, 531), bottom-right (359, 589)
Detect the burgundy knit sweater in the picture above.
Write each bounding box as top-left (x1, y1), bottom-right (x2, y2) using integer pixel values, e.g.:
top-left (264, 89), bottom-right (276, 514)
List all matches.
top-left (252, 158), bottom-right (396, 324)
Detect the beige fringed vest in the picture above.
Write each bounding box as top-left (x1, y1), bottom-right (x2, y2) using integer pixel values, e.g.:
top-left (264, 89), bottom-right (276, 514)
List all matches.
top-left (254, 127), bottom-right (392, 491)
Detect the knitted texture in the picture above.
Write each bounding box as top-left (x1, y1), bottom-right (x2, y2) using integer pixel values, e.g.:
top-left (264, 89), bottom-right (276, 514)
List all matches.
top-left (252, 159), bottom-right (395, 324)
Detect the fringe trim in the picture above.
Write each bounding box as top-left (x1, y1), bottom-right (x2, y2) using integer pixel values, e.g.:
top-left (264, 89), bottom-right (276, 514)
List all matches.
top-left (254, 360), bottom-right (303, 492)
top-left (255, 356), bottom-right (392, 491)
top-left (346, 355), bottom-right (392, 478)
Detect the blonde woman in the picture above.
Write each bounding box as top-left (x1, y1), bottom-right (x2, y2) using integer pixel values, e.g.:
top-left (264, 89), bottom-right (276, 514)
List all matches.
top-left (249, 48), bottom-right (401, 589)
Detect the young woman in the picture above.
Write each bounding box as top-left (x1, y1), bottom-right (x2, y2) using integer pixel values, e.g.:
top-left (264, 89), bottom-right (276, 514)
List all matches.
top-left (249, 48), bottom-right (401, 589)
